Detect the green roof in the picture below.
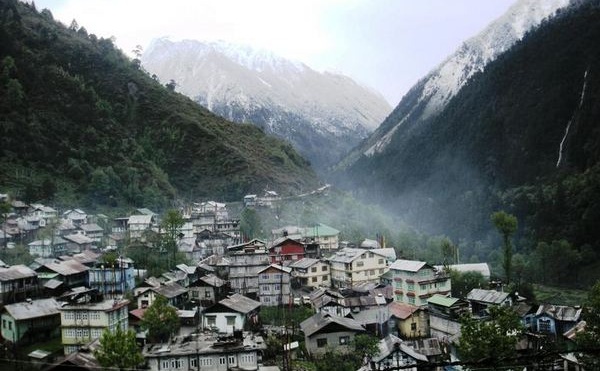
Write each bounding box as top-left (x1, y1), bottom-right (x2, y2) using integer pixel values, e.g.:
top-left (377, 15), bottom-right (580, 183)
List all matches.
top-left (427, 294), bottom-right (460, 307)
top-left (303, 223), bottom-right (340, 238)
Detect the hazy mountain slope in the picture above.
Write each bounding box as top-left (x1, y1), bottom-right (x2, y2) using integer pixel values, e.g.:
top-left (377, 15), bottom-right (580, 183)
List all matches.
top-left (0, 0), bottom-right (318, 209)
top-left (141, 39), bottom-right (391, 171)
top-left (336, 0), bottom-right (600, 250)
top-left (337, 0), bottom-right (568, 169)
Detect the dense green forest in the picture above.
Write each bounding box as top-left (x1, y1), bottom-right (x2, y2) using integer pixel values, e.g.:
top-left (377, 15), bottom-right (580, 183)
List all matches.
top-left (335, 1), bottom-right (600, 288)
top-left (0, 0), bottom-right (318, 211)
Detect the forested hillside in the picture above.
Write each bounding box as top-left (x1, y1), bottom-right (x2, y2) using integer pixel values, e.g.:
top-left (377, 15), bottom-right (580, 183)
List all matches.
top-left (0, 0), bottom-right (318, 210)
top-left (335, 1), bottom-right (600, 286)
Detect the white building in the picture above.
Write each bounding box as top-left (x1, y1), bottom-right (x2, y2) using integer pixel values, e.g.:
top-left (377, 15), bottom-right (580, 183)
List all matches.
top-left (202, 294), bottom-right (260, 334)
top-left (143, 332), bottom-right (265, 371)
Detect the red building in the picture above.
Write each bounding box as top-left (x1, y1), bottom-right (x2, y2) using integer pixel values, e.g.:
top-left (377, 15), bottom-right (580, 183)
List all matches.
top-left (268, 238), bottom-right (305, 264)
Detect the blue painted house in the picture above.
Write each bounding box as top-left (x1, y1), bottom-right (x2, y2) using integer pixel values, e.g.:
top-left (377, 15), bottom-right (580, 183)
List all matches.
top-left (533, 304), bottom-right (582, 336)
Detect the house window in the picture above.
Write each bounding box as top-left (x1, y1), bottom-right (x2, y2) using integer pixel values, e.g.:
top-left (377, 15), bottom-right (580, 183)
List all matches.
top-left (312, 277), bottom-right (318, 282)
top-left (378, 258), bottom-right (384, 264)
top-left (190, 358), bottom-right (197, 367)
top-left (261, 274), bottom-right (269, 279)
top-left (379, 268), bottom-right (384, 274)
top-left (8, 322), bottom-right (12, 330)
top-left (339, 336), bottom-right (350, 345)
top-left (311, 267), bottom-right (317, 273)
top-left (228, 355), bottom-right (236, 365)
top-left (370, 270), bottom-right (375, 276)
top-left (411, 322), bottom-right (417, 331)
top-left (420, 284), bottom-right (427, 291)
top-left (322, 275), bottom-right (328, 281)
top-left (2, 320), bottom-right (5, 329)
top-left (322, 265), bottom-right (328, 271)
top-left (539, 319), bottom-right (551, 333)
top-left (356, 261), bottom-right (364, 267)
top-left (226, 316), bottom-right (236, 326)
top-left (206, 316), bottom-right (216, 327)
top-left (262, 285), bottom-right (270, 292)
top-left (219, 357), bottom-right (226, 365)
top-left (408, 296), bottom-right (416, 305)
top-left (317, 338), bottom-right (328, 348)
top-left (407, 283), bottom-right (415, 291)
top-left (161, 360), bottom-right (169, 369)
top-left (274, 284), bottom-right (281, 290)
top-left (205, 291), bottom-right (211, 298)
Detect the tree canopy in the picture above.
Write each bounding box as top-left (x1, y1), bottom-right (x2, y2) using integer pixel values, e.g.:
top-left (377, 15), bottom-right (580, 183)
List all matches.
top-left (458, 305), bottom-right (523, 368)
top-left (141, 295), bottom-right (180, 343)
top-left (94, 326), bottom-right (143, 370)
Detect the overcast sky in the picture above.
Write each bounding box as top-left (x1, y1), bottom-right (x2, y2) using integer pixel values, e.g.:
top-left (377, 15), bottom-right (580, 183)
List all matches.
top-left (34, 0), bottom-right (517, 105)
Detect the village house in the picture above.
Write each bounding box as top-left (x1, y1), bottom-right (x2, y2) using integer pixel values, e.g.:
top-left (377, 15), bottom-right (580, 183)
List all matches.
top-left (202, 294), bottom-right (260, 334)
top-left (532, 304), bottom-right (582, 337)
top-left (359, 334), bottom-right (429, 371)
top-left (388, 301), bottom-right (429, 340)
top-left (268, 237), bottom-right (305, 264)
top-left (63, 209), bottom-right (88, 227)
top-left (29, 203), bottom-right (58, 225)
top-left (466, 288), bottom-right (512, 317)
top-left (289, 258), bottom-right (330, 288)
top-left (1, 298), bottom-right (61, 345)
top-left (78, 223), bottom-right (104, 243)
top-left (0, 264), bottom-right (40, 305)
top-left (347, 305), bottom-right (392, 339)
top-left (302, 223), bottom-right (340, 251)
top-left (59, 288), bottom-right (129, 354)
top-left (128, 214), bottom-right (154, 239)
top-left (257, 264), bottom-right (292, 307)
top-left (310, 287), bottom-right (350, 317)
top-left (300, 312), bottom-right (365, 355)
top-left (143, 332), bottom-right (266, 371)
top-left (427, 294), bottom-right (469, 342)
top-left (136, 281), bottom-right (188, 309)
top-left (88, 259), bottom-right (135, 297)
top-left (34, 259), bottom-right (89, 295)
top-left (63, 232), bottom-right (95, 253)
top-left (328, 248), bottom-right (390, 289)
top-left (189, 274), bottom-right (229, 307)
top-left (28, 237), bottom-right (68, 258)
top-left (386, 259), bottom-right (451, 306)
top-left (227, 246), bottom-right (270, 297)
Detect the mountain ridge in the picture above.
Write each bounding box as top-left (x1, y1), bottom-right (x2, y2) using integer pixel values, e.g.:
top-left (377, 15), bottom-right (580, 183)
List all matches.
top-left (141, 38), bottom-right (391, 171)
top-left (0, 0), bottom-right (318, 209)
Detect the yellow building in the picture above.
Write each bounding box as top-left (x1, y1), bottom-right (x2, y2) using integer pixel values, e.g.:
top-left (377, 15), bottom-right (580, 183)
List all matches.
top-left (60, 294), bottom-right (129, 354)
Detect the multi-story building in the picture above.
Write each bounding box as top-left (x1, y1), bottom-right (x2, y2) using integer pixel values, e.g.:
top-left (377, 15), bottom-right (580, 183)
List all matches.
top-left (88, 261), bottom-right (135, 297)
top-left (257, 264), bottom-right (292, 306)
top-left (427, 294), bottom-right (468, 342)
top-left (387, 259), bottom-right (451, 306)
top-left (28, 237), bottom-right (68, 258)
top-left (143, 332), bottom-right (265, 371)
top-left (268, 237), bottom-right (305, 264)
top-left (127, 214), bottom-right (154, 239)
top-left (59, 291), bottom-right (129, 354)
top-left (327, 248), bottom-right (390, 289)
top-left (289, 258), bottom-right (330, 288)
top-left (227, 247), bottom-right (269, 296)
top-left (1, 298), bottom-right (60, 344)
top-left (0, 264), bottom-right (40, 305)
top-left (302, 223), bottom-right (340, 251)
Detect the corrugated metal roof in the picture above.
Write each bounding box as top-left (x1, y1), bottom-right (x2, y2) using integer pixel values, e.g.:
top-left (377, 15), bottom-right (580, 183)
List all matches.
top-left (389, 259), bottom-right (429, 272)
top-left (218, 293), bottom-right (260, 314)
top-left (467, 288), bottom-right (509, 304)
top-left (536, 304), bottom-right (582, 322)
top-left (0, 264), bottom-right (36, 281)
top-left (427, 294), bottom-right (460, 308)
top-left (372, 334), bottom-right (428, 363)
top-left (40, 259), bottom-right (89, 276)
top-left (4, 298), bottom-right (60, 320)
top-left (327, 248), bottom-right (367, 263)
top-left (300, 312), bottom-right (364, 337)
top-left (128, 214), bottom-right (152, 224)
top-left (289, 258), bottom-right (320, 269)
top-left (152, 282), bottom-right (188, 298)
top-left (257, 264), bottom-right (292, 274)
